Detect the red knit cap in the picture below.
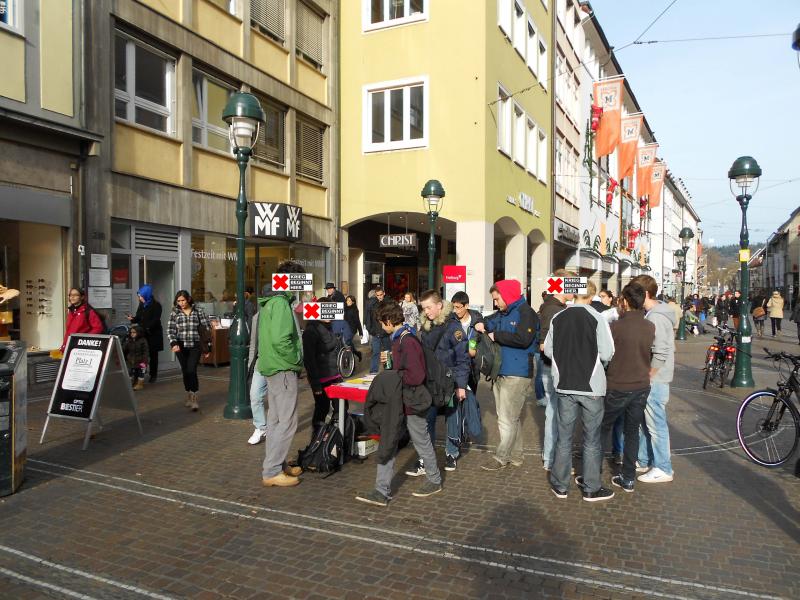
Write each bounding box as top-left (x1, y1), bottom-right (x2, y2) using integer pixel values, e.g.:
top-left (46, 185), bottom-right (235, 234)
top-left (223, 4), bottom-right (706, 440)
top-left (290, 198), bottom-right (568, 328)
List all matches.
top-left (494, 279), bottom-right (522, 306)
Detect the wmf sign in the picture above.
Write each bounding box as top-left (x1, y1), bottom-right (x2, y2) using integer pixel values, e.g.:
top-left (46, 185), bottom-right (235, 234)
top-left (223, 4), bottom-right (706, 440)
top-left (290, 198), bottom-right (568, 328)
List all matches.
top-left (249, 202), bottom-right (302, 242)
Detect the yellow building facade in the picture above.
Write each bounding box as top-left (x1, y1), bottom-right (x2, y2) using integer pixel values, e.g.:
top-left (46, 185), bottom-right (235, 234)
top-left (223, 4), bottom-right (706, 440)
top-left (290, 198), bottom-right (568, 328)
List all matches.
top-left (341, 0), bottom-right (552, 310)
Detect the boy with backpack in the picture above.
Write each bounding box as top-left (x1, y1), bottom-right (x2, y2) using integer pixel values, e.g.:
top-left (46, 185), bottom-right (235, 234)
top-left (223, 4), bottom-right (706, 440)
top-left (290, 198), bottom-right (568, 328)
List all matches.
top-left (356, 303), bottom-right (442, 507)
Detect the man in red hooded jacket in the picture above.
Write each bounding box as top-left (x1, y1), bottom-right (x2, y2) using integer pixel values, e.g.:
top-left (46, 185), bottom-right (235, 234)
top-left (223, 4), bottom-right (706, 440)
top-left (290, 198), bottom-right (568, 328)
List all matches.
top-left (475, 279), bottom-right (539, 470)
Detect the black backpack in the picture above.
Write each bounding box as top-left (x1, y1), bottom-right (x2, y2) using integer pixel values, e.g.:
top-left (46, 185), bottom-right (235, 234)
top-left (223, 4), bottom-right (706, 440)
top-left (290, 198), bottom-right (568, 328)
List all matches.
top-left (296, 413), bottom-right (356, 475)
top-left (400, 330), bottom-right (455, 409)
top-left (475, 333), bottom-right (502, 383)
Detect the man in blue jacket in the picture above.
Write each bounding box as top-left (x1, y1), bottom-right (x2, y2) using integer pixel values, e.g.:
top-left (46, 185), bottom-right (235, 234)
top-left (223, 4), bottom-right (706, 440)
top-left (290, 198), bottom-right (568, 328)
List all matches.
top-left (475, 279), bottom-right (539, 471)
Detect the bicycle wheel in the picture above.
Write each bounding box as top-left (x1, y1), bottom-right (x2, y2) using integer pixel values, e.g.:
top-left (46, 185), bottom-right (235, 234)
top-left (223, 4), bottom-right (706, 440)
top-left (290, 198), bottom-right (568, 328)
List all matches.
top-left (736, 390), bottom-right (800, 467)
top-left (338, 347), bottom-right (355, 378)
top-left (719, 359), bottom-right (733, 389)
top-left (703, 363), bottom-right (712, 389)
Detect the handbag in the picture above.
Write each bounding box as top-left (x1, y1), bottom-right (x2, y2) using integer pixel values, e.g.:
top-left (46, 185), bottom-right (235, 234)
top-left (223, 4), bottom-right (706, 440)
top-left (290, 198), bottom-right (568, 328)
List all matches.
top-left (752, 306), bottom-right (765, 319)
top-left (197, 317), bottom-right (213, 353)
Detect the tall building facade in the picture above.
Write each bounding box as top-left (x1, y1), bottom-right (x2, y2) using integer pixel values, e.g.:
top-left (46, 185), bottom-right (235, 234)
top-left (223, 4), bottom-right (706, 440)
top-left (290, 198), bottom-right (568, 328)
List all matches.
top-left (340, 0), bottom-right (552, 311)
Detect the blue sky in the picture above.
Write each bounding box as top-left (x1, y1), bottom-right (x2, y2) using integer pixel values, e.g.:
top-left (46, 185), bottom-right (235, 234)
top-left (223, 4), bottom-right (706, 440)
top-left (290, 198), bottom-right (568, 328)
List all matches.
top-left (590, 0), bottom-right (800, 246)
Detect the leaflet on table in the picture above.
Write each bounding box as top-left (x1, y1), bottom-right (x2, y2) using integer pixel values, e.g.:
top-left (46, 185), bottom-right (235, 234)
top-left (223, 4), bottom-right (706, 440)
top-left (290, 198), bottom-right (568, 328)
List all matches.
top-left (344, 374), bottom-right (376, 388)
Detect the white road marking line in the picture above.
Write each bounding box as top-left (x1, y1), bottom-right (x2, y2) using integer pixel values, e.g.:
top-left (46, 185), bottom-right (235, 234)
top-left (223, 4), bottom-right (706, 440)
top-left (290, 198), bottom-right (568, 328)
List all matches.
top-left (0, 566), bottom-right (99, 600)
top-left (28, 461), bottom-right (783, 600)
top-left (0, 544), bottom-right (175, 600)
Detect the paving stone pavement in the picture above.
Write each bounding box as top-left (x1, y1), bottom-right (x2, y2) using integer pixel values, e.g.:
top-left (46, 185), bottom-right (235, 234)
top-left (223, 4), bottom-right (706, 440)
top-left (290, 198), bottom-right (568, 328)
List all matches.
top-left (1, 327), bottom-right (798, 599)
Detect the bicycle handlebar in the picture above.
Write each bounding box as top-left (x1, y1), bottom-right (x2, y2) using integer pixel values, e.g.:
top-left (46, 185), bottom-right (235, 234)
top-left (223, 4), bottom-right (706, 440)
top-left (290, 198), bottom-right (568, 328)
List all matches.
top-left (763, 347), bottom-right (800, 365)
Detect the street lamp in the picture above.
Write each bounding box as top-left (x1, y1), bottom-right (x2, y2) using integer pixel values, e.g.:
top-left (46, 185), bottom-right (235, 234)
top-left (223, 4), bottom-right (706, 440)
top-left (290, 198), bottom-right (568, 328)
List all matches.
top-left (421, 179), bottom-right (445, 290)
top-left (221, 92), bottom-right (265, 419)
top-left (674, 248), bottom-right (687, 340)
top-left (728, 155), bottom-right (762, 388)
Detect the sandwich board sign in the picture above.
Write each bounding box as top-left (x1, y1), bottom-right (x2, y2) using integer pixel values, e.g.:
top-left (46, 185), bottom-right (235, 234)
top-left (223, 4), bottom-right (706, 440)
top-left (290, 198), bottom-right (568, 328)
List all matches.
top-left (41, 334), bottom-right (143, 450)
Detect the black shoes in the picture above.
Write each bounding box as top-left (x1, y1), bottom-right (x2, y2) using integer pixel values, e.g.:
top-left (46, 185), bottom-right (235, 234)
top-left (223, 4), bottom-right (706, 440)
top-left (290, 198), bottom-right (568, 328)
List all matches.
top-left (611, 475), bottom-right (635, 493)
top-left (582, 487), bottom-right (615, 502)
top-left (445, 455), bottom-right (457, 471)
top-left (550, 485), bottom-right (567, 499)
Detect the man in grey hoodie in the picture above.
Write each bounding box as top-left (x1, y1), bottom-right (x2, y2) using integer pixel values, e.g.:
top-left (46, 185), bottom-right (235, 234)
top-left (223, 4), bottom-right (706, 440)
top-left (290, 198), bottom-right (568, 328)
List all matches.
top-left (632, 275), bottom-right (677, 484)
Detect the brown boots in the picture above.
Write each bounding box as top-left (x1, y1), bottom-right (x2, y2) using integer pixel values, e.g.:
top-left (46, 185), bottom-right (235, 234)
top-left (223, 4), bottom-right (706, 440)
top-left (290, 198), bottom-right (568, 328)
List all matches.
top-left (184, 391), bottom-right (198, 411)
top-left (132, 378), bottom-right (144, 391)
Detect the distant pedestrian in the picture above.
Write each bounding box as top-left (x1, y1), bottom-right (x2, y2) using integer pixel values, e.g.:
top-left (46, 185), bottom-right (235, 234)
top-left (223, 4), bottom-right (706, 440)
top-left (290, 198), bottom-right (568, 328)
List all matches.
top-left (123, 325), bottom-right (150, 391)
top-left (364, 287), bottom-right (394, 374)
top-left (344, 295), bottom-right (364, 362)
top-left (544, 280), bottom-right (615, 502)
top-left (127, 285), bottom-right (163, 382)
top-left (729, 290), bottom-right (743, 330)
top-left (167, 290), bottom-right (211, 411)
top-left (61, 288), bottom-right (104, 351)
top-left (324, 282), bottom-right (346, 304)
top-left (767, 291), bottom-right (784, 336)
top-left (401, 292), bottom-right (420, 329)
top-left (601, 283), bottom-right (654, 494)
top-left (246, 284), bottom-right (270, 446)
top-left (752, 296), bottom-right (767, 337)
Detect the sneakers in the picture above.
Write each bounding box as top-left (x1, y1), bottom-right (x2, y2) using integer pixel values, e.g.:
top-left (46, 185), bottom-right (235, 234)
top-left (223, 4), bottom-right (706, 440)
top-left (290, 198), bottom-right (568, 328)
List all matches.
top-left (247, 428), bottom-right (267, 445)
top-left (611, 475), bottom-right (635, 493)
top-left (509, 458), bottom-right (523, 467)
top-left (582, 487), bottom-right (615, 502)
top-left (262, 473), bottom-right (300, 487)
top-left (411, 480), bottom-right (443, 497)
top-left (574, 475), bottom-right (585, 489)
top-left (405, 460), bottom-right (426, 477)
top-left (637, 467), bottom-right (673, 483)
top-left (635, 461), bottom-right (649, 473)
top-left (481, 458), bottom-right (507, 471)
top-left (550, 485), bottom-right (568, 499)
top-left (356, 489), bottom-right (390, 507)
top-left (445, 455), bottom-right (457, 471)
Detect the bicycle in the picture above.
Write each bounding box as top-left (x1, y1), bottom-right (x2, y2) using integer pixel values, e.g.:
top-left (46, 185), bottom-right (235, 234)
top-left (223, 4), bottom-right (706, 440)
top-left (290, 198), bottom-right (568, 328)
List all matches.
top-left (336, 336), bottom-right (355, 378)
top-left (702, 324), bottom-right (736, 389)
top-left (736, 348), bottom-right (800, 467)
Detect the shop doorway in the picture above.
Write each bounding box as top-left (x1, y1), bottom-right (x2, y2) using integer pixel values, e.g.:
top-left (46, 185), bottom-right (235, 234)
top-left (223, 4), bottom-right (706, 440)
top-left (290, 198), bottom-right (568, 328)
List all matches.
top-left (363, 260), bottom-right (384, 302)
top-left (138, 257), bottom-right (175, 368)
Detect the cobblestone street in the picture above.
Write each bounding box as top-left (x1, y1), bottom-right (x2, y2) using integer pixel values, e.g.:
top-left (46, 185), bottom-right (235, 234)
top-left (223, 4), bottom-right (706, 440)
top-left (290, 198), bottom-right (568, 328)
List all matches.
top-left (2, 331), bottom-right (798, 599)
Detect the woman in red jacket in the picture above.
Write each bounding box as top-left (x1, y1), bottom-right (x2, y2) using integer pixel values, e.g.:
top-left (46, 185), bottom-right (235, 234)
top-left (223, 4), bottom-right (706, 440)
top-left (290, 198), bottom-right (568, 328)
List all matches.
top-left (61, 288), bottom-right (104, 350)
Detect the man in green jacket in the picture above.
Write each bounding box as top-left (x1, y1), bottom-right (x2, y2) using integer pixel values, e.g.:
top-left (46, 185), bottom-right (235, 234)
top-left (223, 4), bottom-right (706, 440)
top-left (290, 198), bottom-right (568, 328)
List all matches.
top-left (259, 260), bottom-right (305, 487)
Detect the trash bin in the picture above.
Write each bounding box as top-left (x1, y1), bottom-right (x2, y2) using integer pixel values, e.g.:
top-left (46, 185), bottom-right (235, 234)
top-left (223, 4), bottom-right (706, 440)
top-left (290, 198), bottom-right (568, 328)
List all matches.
top-left (0, 340), bottom-right (26, 496)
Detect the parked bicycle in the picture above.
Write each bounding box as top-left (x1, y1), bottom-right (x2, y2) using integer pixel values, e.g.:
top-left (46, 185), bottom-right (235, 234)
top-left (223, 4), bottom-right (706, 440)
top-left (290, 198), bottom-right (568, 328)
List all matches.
top-left (337, 335), bottom-right (355, 378)
top-left (703, 324), bottom-right (737, 389)
top-left (736, 348), bottom-right (800, 467)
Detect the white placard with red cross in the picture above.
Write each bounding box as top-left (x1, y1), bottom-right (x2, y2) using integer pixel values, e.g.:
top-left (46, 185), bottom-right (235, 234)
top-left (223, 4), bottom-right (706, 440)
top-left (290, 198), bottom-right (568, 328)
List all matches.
top-left (271, 273), bottom-right (313, 291)
top-left (302, 302), bottom-right (344, 321)
top-left (546, 276), bottom-right (588, 295)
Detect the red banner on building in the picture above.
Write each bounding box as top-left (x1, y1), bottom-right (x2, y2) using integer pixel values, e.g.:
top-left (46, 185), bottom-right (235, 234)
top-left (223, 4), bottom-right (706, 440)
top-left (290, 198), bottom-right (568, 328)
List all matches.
top-left (648, 161), bottom-right (666, 208)
top-left (618, 114), bottom-right (642, 183)
top-left (593, 77), bottom-right (624, 157)
top-left (636, 143), bottom-right (658, 200)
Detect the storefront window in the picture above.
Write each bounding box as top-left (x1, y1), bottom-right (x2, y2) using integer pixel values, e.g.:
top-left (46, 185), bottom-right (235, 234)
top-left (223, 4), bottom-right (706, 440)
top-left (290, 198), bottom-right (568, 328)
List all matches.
top-left (111, 222), bottom-right (131, 249)
top-left (111, 254), bottom-right (131, 289)
top-left (0, 220), bottom-right (65, 351)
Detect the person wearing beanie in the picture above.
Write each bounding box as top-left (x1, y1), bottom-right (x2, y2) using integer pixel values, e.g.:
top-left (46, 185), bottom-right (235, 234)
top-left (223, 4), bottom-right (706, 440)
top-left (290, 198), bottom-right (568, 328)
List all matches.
top-left (475, 279), bottom-right (539, 471)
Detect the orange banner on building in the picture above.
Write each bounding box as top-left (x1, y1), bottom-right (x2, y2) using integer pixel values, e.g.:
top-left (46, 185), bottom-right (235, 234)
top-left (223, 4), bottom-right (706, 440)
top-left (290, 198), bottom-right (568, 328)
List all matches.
top-left (593, 77), bottom-right (624, 157)
top-left (618, 114), bottom-right (642, 182)
top-left (636, 143), bottom-right (658, 200)
top-left (648, 161), bottom-right (666, 208)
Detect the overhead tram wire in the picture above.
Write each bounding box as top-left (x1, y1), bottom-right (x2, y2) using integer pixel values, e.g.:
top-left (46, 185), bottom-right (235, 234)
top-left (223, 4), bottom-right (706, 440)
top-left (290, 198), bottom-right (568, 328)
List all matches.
top-left (634, 32), bottom-right (790, 45)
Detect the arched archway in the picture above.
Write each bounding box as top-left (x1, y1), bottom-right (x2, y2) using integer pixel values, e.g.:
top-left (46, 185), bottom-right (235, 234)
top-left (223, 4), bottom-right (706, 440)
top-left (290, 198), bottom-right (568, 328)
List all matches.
top-left (493, 217), bottom-right (525, 285)
top-left (528, 228), bottom-right (548, 306)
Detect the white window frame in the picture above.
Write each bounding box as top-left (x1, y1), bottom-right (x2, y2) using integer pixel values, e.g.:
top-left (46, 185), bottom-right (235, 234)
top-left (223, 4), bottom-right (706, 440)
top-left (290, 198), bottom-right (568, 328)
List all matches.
top-left (114, 33), bottom-right (176, 135)
top-left (537, 130), bottom-right (547, 183)
top-left (362, 75), bottom-right (429, 153)
top-left (512, 102), bottom-right (526, 166)
top-left (0, 0), bottom-right (23, 35)
top-left (496, 84), bottom-right (511, 157)
top-left (191, 70), bottom-right (236, 153)
top-left (526, 118), bottom-right (538, 178)
top-left (206, 0), bottom-right (238, 17)
top-left (512, 1), bottom-right (526, 57)
top-left (526, 17), bottom-right (538, 76)
top-left (497, 0), bottom-right (511, 39)
top-left (362, 0), bottom-right (428, 32)
top-left (538, 38), bottom-right (548, 89)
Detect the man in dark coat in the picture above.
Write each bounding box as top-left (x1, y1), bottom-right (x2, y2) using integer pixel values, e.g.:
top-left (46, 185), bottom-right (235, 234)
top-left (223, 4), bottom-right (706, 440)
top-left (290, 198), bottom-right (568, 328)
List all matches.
top-left (364, 286), bottom-right (395, 374)
top-left (129, 284), bottom-right (163, 382)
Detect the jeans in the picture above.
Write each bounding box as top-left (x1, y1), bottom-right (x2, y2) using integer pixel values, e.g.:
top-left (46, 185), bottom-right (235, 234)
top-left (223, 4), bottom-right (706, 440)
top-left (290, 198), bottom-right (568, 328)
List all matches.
top-left (771, 317), bottom-right (782, 335)
top-left (369, 335), bottom-right (391, 373)
top-left (249, 370), bottom-right (268, 431)
top-left (426, 402), bottom-right (462, 458)
top-left (602, 388), bottom-right (649, 481)
top-left (612, 415), bottom-right (624, 454)
top-left (262, 371), bottom-right (299, 479)
top-left (551, 393), bottom-right (604, 493)
top-left (541, 364), bottom-right (559, 468)
top-left (493, 376), bottom-right (529, 465)
top-left (375, 413), bottom-right (441, 497)
top-left (638, 383), bottom-right (673, 475)
top-left (148, 348), bottom-right (159, 380)
top-left (176, 345), bottom-right (201, 392)
top-left (534, 354), bottom-right (545, 401)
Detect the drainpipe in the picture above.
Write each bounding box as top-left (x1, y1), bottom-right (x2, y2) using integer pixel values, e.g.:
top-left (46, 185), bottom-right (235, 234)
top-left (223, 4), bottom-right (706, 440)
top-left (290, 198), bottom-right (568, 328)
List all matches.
top-left (549, 5), bottom-right (557, 273)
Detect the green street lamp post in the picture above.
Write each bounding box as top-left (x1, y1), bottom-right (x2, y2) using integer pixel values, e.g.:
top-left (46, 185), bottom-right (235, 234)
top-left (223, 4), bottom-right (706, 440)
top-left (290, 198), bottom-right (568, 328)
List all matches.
top-left (221, 92), bottom-right (265, 419)
top-left (421, 180), bottom-right (445, 291)
top-left (674, 248), bottom-right (687, 340)
top-left (728, 156), bottom-right (762, 388)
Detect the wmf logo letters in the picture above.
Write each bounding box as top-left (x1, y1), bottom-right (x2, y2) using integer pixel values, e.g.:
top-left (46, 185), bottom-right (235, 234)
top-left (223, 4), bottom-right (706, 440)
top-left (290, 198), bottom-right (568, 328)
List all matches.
top-left (249, 202), bottom-right (303, 242)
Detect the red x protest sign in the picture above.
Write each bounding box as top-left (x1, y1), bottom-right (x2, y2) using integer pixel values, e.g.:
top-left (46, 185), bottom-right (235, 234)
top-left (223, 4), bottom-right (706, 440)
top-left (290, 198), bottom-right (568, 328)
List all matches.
top-left (272, 274), bottom-right (288, 290)
top-left (547, 277), bottom-right (563, 293)
top-left (303, 302), bottom-right (320, 320)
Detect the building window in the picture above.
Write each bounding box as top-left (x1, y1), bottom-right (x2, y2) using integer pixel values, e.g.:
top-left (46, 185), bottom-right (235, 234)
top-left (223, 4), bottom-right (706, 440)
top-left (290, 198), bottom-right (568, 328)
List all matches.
top-left (538, 130), bottom-right (547, 182)
top-left (497, 0), bottom-right (511, 38)
top-left (538, 38), bottom-right (548, 88)
top-left (512, 1), bottom-right (526, 57)
top-left (526, 118), bottom-right (538, 178)
top-left (364, 77), bottom-right (428, 152)
top-left (0, 0), bottom-right (22, 34)
top-left (513, 103), bottom-right (525, 166)
top-left (526, 18), bottom-right (538, 76)
top-left (496, 85), bottom-right (511, 156)
top-left (114, 33), bottom-right (175, 134)
top-left (192, 71), bottom-right (235, 153)
top-left (252, 97), bottom-right (285, 168)
top-left (296, 1), bottom-right (325, 70)
top-left (365, 0), bottom-right (426, 30)
top-left (206, 0), bottom-right (238, 16)
top-left (296, 116), bottom-right (325, 183)
top-left (251, 0), bottom-right (284, 43)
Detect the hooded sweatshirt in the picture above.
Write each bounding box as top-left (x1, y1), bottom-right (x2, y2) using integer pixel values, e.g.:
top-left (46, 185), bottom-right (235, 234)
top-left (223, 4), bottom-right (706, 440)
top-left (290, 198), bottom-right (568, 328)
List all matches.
top-left (646, 301), bottom-right (677, 384)
top-left (484, 279), bottom-right (539, 378)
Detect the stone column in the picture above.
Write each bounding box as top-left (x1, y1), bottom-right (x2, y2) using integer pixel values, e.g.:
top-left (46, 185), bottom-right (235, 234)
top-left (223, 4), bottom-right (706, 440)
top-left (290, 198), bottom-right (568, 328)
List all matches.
top-left (457, 221), bottom-right (493, 312)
